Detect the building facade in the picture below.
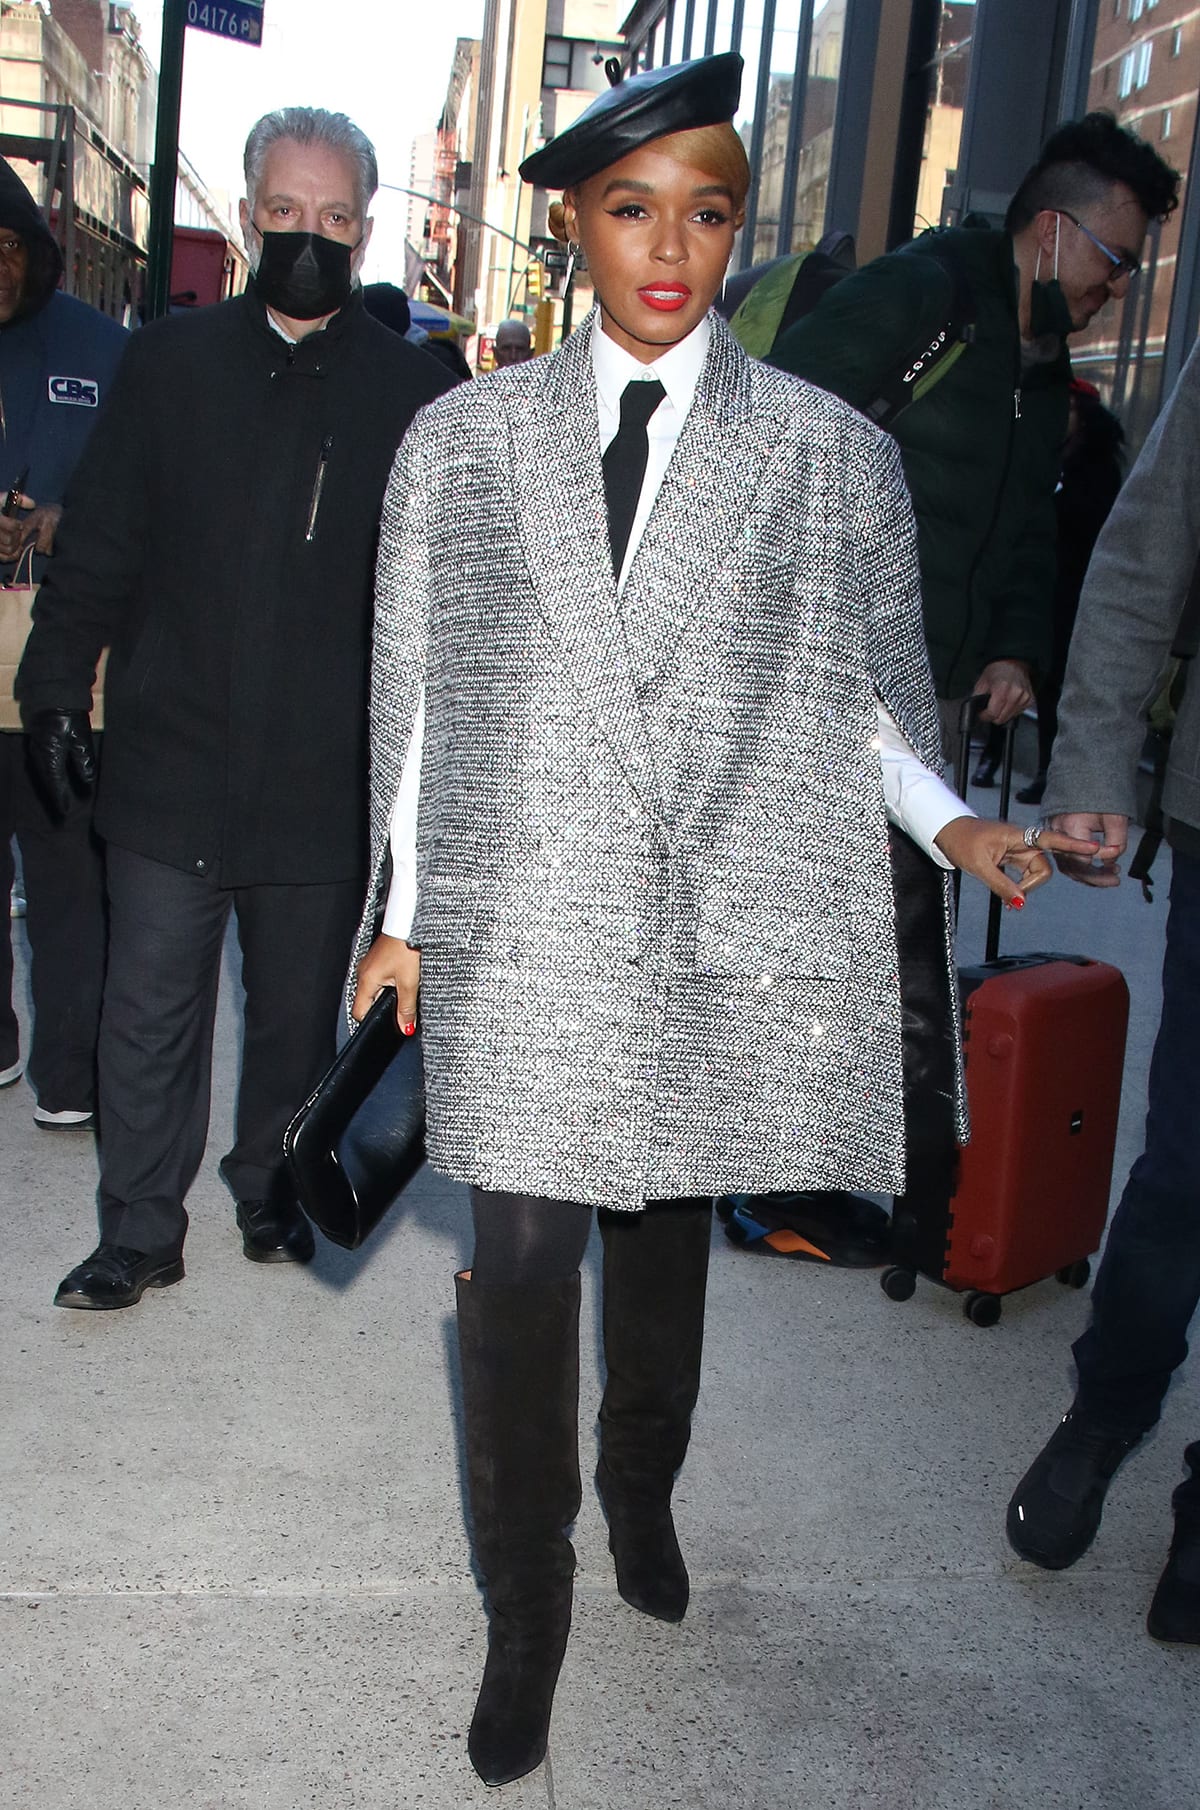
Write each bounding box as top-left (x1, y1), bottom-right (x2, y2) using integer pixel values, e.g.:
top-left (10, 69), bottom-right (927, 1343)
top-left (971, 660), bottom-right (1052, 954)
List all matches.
top-left (0, 0), bottom-right (241, 317)
top-left (462, 0), bottom-right (626, 346)
top-left (1073, 0), bottom-right (1200, 440)
top-left (616, 0), bottom-right (1200, 447)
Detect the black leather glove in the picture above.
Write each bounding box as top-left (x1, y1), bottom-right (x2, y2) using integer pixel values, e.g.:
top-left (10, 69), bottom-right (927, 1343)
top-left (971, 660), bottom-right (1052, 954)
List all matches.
top-left (27, 708), bottom-right (97, 817)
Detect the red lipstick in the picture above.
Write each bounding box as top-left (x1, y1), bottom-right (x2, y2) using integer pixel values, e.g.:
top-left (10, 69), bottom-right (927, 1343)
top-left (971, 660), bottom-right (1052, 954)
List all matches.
top-left (638, 283), bottom-right (691, 312)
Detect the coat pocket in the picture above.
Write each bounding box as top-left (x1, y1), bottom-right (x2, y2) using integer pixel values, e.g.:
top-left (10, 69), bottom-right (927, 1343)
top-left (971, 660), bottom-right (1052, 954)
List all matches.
top-left (409, 874), bottom-right (480, 951)
top-left (694, 881), bottom-right (852, 980)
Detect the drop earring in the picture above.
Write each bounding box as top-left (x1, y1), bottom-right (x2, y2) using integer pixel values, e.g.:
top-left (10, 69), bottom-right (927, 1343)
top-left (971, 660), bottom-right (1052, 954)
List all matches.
top-left (564, 241), bottom-right (579, 291)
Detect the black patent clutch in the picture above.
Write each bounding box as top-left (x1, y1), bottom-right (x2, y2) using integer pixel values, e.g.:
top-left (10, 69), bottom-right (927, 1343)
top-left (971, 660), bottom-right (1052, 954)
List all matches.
top-left (283, 987), bottom-right (426, 1249)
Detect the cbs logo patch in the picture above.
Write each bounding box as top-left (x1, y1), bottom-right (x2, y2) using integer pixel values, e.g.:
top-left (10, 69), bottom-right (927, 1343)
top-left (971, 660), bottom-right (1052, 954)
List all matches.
top-left (48, 376), bottom-right (99, 408)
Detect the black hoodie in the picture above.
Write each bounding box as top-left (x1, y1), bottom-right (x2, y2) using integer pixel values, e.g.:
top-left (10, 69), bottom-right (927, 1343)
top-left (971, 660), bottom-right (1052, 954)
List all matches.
top-left (0, 157), bottom-right (64, 324)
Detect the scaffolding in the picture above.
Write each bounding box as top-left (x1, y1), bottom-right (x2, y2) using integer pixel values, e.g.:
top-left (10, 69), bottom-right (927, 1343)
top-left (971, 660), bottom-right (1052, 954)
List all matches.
top-left (0, 95), bottom-right (149, 320)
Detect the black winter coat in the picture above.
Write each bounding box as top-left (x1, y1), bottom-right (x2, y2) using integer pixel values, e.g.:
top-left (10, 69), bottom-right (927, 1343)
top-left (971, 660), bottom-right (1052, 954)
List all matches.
top-left (770, 227), bottom-right (1069, 697)
top-left (17, 286), bottom-right (451, 885)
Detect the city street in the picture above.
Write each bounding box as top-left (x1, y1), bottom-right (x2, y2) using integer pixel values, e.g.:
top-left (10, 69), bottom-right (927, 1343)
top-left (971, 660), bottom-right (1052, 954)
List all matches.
top-left (2, 795), bottom-right (1196, 1809)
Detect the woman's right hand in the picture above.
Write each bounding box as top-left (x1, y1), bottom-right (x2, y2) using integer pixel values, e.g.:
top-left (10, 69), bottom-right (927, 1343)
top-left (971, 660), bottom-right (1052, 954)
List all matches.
top-left (353, 933), bottom-right (421, 1034)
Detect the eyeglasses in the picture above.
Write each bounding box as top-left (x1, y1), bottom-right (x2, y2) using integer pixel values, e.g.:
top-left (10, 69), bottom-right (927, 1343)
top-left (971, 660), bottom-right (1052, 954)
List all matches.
top-left (1057, 210), bottom-right (1141, 282)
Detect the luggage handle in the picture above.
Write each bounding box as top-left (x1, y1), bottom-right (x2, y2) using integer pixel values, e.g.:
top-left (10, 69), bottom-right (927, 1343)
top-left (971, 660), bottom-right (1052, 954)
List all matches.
top-left (954, 695), bottom-right (1016, 964)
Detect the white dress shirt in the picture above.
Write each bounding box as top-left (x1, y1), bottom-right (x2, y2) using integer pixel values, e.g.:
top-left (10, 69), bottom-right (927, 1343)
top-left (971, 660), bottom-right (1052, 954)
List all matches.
top-left (382, 317), bottom-right (971, 938)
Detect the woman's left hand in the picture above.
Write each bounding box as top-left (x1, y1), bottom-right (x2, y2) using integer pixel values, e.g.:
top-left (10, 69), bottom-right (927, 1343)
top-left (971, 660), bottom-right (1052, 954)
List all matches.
top-left (933, 816), bottom-right (1120, 907)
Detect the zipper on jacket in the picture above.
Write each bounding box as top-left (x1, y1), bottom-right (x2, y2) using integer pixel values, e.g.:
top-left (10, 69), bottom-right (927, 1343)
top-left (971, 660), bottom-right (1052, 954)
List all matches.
top-left (305, 434), bottom-right (333, 542)
top-left (1013, 387), bottom-right (1022, 420)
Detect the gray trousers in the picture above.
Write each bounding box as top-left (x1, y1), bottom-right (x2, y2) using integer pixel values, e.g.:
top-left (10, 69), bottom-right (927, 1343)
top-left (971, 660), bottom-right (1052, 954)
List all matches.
top-left (96, 845), bottom-right (362, 1256)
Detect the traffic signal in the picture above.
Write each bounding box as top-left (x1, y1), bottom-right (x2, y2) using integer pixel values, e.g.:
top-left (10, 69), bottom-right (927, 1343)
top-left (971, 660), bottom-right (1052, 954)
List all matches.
top-left (528, 259), bottom-right (544, 300)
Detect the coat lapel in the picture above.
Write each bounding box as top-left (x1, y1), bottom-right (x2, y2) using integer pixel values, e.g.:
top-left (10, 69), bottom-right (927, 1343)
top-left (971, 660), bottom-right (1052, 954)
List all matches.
top-left (618, 315), bottom-right (784, 692)
top-left (508, 314), bottom-right (662, 816)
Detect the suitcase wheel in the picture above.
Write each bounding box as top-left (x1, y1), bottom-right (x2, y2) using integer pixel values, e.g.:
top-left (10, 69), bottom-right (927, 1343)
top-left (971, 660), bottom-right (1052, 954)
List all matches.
top-left (880, 1265), bottom-right (917, 1303)
top-left (1056, 1260), bottom-right (1091, 1290)
top-left (963, 1290), bottom-right (1002, 1328)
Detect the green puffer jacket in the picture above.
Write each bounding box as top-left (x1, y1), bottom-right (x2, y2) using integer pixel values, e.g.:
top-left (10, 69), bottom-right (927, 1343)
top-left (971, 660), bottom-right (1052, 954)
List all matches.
top-left (769, 225), bottom-right (1069, 698)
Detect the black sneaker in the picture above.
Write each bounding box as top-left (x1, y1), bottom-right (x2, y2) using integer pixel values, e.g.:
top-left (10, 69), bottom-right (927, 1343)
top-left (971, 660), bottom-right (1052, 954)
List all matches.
top-left (1147, 1527), bottom-right (1200, 1644)
top-left (1007, 1409), bottom-right (1142, 1570)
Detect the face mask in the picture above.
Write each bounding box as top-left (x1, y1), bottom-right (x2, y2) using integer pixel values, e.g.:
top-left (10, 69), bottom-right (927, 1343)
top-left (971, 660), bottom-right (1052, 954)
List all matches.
top-left (251, 228), bottom-right (357, 319)
top-left (1029, 214), bottom-right (1074, 342)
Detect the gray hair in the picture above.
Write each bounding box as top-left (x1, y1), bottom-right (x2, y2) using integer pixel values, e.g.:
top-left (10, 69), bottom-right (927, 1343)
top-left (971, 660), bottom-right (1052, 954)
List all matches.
top-left (243, 108), bottom-right (378, 219)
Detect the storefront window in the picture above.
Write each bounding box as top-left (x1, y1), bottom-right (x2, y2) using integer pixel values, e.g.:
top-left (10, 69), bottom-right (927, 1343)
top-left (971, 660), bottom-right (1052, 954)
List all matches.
top-left (1071, 0), bottom-right (1197, 445)
top-left (710, 0), bottom-right (738, 55)
top-left (733, 0), bottom-right (771, 257)
top-left (751, 2), bottom-right (806, 264)
top-left (789, 0), bottom-right (846, 255)
top-left (913, 2), bottom-right (975, 235)
top-left (667, 0), bottom-right (682, 62)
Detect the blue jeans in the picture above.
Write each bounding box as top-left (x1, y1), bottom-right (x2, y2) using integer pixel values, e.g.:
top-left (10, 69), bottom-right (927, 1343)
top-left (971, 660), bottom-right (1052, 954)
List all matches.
top-left (1074, 847), bottom-right (1200, 1512)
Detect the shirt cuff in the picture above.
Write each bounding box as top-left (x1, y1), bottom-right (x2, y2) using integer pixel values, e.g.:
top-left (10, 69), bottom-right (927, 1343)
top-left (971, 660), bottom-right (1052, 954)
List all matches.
top-left (876, 701), bottom-right (973, 870)
top-left (381, 690), bottom-right (425, 940)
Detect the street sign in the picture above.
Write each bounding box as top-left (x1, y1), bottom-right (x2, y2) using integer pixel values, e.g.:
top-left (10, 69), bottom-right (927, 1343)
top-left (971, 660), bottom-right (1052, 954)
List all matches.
top-left (186, 1), bottom-right (264, 44)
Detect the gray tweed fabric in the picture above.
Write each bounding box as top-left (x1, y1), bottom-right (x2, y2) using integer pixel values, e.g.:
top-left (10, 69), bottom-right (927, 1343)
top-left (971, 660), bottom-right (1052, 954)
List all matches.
top-left (357, 309), bottom-right (964, 1210)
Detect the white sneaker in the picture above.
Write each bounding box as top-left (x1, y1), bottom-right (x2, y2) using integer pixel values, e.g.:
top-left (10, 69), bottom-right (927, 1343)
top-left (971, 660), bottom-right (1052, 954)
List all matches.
top-left (10, 890), bottom-right (25, 919)
top-left (0, 1058), bottom-right (23, 1088)
top-left (33, 1105), bottom-right (95, 1130)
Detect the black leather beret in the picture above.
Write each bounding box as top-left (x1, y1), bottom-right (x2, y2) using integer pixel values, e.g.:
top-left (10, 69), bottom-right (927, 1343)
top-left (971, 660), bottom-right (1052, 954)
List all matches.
top-left (519, 52), bottom-right (743, 190)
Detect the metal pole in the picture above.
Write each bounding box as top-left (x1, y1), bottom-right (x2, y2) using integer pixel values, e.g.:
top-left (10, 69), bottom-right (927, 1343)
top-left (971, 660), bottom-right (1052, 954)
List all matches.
top-left (145, 0), bottom-right (188, 320)
top-left (377, 184), bottom-right (537, 255)
top-left (505, 107), bottom-right (532, 317)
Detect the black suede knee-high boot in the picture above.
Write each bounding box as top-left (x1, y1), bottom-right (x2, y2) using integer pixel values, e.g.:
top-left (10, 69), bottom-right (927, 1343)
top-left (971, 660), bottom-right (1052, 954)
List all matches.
top-left (595, 1197), bottom-right (711, 1622)
top-left (455, 1271), bottom-right (582, 1787)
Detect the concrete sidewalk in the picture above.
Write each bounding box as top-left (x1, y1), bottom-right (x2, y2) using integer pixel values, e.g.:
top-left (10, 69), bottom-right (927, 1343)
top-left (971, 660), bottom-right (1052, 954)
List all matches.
top-left (2, 810), bottom-right (1196, 1809)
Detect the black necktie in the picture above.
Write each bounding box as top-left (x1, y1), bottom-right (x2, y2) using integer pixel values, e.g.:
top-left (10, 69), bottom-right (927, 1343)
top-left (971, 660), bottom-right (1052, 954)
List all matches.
top-left (602, 378), bottom-right (666, 578)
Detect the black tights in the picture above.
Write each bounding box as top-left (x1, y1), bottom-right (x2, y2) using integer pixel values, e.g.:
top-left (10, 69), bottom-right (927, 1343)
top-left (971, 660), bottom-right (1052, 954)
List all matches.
top-left (469, 1187), bottom-right (593, 1285)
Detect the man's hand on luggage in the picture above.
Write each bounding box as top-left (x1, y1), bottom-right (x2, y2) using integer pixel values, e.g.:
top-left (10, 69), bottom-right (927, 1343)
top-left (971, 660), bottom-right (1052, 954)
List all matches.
top-left (353, 933), bottom-right (421, 1034)
top-left (1046, 811), bottom-right (1128, 888)
top-left (973, 660), bottom-right (1034, 724)
top-left (934, 816), bottom-right (1115, 904)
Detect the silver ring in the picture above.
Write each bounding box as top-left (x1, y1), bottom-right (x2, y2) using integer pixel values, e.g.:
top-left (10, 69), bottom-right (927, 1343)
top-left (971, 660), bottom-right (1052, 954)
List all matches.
top-left (1023, 824), bottom-right (1042, 848)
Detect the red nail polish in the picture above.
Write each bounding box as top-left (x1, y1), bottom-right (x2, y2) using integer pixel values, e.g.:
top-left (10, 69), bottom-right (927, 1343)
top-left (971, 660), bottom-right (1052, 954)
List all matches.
top-left (1007, 894), bottom-right (1025, 911)
top-left (402, 1021), bottom-right (417, 1036)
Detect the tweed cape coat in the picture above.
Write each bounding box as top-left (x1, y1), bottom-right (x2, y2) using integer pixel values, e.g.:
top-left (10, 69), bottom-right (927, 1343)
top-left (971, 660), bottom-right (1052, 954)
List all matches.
top-left (356, 310), bottom-right (965, 1211)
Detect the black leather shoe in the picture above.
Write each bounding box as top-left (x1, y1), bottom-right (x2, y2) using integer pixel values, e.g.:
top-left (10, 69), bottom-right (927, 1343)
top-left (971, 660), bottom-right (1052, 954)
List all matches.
top-left (1147, 1528), bottom-right (1200, 1644)
top-left (235, 1197), bottom-right (315, 1264)
top-left (1007, 1410), bottom-right (1141, 1569)
top-left (55, 1242), bottom-right (184, 1311)
top-left (1016, 774), bottom-right (1047, 805)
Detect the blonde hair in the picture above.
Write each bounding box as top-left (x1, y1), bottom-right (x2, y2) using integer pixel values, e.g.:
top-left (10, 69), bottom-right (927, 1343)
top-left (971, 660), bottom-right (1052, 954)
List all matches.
top-left (547, 122), bottom-right (750, 241)
top-left (647, 124), bottom-right (750, 207)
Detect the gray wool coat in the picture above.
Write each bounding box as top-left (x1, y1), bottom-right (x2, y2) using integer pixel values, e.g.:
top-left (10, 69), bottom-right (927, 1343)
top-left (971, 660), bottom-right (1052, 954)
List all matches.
top-left (358, 311), bottom-right (963, 1210)
top-left (1043, 336), bottom-right (1200, 834)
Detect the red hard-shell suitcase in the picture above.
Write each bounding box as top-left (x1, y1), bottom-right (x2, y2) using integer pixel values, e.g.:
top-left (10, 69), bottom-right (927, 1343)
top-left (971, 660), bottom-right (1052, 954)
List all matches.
top-left (880, 710), bottom-right (1130, 1326)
